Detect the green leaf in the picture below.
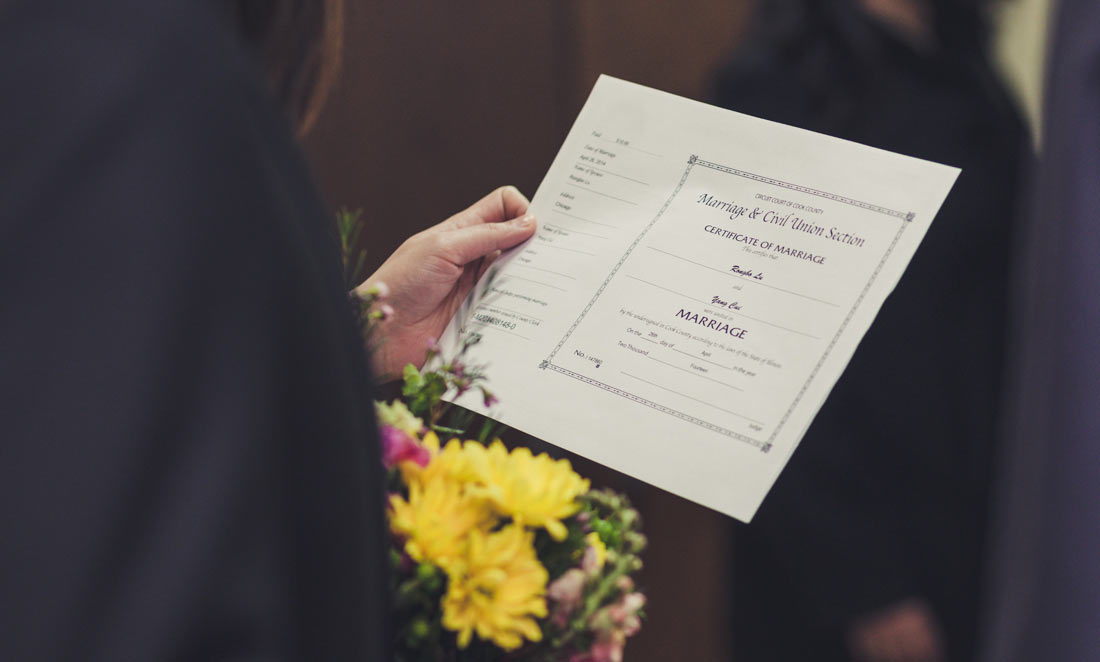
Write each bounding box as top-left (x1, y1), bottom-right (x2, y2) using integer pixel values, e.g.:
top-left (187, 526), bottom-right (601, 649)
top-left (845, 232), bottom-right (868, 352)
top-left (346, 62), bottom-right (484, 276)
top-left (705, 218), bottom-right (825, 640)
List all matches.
top-left (402, 364), bottom-right (423, 396)
top-left (431, 424), bottom-right (466, 437)
top-left (476, 418), bottom-right (497, 443)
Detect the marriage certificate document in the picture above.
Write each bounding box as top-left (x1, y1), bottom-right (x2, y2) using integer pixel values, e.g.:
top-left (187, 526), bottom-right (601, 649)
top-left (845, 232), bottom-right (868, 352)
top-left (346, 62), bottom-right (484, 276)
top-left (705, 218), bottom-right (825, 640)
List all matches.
top-left (441, 75), bottom-right (959, 522)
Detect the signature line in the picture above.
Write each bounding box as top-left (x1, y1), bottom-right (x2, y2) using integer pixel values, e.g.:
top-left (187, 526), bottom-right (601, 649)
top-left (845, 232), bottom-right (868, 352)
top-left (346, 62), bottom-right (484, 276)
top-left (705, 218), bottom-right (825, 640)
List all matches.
top-left (646, 247), bottom-right (839, 307)
top-left (643, 354), bottom-right (743, 392)
top-left (515, 264), bottom-right (577, 280)
top-left (478, 303), bottom-right (544, 324)
top-left (533, 242), bottom-right (597, 257)
top-left (670, 347), bottom-right (736, 371)
top-left (624, 275), bottom-right (823, 339)
top-left (640, 336), bottom-right (737, 371)
top-left (575, 162), bottom-right (651, 186)
top-left (620, 371), bottom-right (764, 425)
top-left (545, 223), bottom-right (609, 240)
top-left (504, 274), bottom-right (568, 292)
top-left (550, 210), bottom-right (619, 229)
top-left (567, 183), bottom-right (638, 206)
top-left (603, 137), bottom-right (663, 158)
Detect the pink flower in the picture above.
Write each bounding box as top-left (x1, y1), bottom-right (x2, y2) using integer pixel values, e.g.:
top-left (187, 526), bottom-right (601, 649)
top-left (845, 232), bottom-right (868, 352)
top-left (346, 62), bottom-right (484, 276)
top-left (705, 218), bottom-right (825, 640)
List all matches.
top-left (621, 592), bottom-right (646, 614)
top-left (380, 425), bottom-right (430, 469)
top-left (592, 640), bottom-right (624, 662)
top-left (548, 568), bottom-right (586, 605)
top-left (547, 568), bottom-right (586, 627)
top-left (607, 593), bottom-right (646, 637)
top-left (570, 640), bottom-right (624, 662)
top-left (607, 593), bottom-right (645, 623)
top-left (581, 545), bottom-right (602, 575)
top-left (621, 613), bottom-right (642, 638)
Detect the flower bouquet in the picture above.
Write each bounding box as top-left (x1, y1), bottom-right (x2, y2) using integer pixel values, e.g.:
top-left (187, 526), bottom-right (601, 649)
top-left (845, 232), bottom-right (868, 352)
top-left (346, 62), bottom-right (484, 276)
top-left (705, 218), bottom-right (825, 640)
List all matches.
top-left (342, 214), bottom-right (648, 662)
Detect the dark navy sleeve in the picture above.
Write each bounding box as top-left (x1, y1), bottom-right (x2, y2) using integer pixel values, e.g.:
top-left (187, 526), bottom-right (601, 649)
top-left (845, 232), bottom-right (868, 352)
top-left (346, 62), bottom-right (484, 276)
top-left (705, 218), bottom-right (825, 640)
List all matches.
top-left (0, 2), bottom-right (388, 660)
top-left (982, 1), bottom-right (1100, 659)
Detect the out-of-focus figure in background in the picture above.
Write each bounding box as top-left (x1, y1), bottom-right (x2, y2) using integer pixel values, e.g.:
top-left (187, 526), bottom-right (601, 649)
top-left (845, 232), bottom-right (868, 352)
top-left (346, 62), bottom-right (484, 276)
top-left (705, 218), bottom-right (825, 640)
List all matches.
top-left (711, 1), bottom-right (1028, 660)
top-left (981, 1), bottom-right (1100, 660)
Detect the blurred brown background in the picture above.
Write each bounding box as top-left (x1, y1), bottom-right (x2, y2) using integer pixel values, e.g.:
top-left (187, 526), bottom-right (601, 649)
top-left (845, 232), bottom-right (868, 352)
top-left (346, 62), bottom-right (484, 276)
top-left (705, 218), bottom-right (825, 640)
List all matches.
top-left (304, 2), bottom-right (755, 660)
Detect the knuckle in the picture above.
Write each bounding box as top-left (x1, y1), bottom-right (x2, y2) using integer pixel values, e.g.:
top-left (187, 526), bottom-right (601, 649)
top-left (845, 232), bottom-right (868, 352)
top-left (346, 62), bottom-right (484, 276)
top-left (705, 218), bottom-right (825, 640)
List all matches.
top-left (405, 229), bottom-right (430, 246)
top-left (423, 232), bottom-right (448, 255)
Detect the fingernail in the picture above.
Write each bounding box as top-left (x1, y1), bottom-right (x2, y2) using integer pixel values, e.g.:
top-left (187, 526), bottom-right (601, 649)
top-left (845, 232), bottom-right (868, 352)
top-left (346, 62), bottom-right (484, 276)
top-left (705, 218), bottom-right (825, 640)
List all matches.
top-left (506, 185), bottom-right (530, 202)
top-left (518, 213), bottom-right (536, 226)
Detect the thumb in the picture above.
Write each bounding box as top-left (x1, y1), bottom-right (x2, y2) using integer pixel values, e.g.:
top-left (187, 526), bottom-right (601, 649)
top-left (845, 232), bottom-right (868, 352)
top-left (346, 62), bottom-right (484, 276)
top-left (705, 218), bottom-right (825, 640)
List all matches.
top-left (444, 213), bottom-right (537, 265)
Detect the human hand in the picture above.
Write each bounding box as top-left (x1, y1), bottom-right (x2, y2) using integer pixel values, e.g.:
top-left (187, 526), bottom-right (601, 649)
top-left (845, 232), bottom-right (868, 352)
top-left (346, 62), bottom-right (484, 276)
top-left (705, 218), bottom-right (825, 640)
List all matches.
top-left (847, 599), bottom-right (946, 662)
top-left (357, 186), bottom-right (536, 378)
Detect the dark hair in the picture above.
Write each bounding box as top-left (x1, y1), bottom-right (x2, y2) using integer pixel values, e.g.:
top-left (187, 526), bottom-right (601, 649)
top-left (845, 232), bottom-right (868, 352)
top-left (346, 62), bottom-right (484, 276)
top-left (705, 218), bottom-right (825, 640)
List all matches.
top-left (235, 0), bottom-right (345, 135)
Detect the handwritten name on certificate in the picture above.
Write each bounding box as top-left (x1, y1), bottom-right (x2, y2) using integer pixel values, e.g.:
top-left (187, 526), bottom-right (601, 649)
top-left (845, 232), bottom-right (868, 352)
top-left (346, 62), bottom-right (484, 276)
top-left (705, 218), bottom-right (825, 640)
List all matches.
top-left (441, 75), bottom-right (959, 522)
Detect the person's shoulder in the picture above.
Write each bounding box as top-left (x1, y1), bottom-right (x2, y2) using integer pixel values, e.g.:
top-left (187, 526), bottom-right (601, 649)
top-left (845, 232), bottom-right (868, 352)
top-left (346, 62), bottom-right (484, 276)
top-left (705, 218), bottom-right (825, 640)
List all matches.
top-left (1, 0), bottom-right (244, 63)
top-left (0, 0), bottom-right (298, 271)
top-left (0, 0), bottom-right (284, 193)
top-left (0, 0), bottom-right (264, 128)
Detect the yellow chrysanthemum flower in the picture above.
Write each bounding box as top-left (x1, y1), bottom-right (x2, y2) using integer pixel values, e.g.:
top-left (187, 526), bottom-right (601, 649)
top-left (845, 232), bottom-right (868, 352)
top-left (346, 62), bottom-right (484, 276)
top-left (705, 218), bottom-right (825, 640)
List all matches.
top-left (388, 476), bottom-right (492, 571)
top-left (470, 441), bottom-right (590, 540)
top-left (399, 434), bottom-right (488, 486)
top-left (442, 523), bottom-right (549, 650)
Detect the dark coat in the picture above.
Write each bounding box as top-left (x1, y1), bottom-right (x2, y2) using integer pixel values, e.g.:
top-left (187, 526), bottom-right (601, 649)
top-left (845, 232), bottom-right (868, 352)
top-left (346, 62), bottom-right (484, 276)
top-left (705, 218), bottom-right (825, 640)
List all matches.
top-left (982, 1), bottom-right (1100, 659)
top-left (711, 3), bottom-right (1028, 660)
top-left (0, 1), bottom-right (388, 659)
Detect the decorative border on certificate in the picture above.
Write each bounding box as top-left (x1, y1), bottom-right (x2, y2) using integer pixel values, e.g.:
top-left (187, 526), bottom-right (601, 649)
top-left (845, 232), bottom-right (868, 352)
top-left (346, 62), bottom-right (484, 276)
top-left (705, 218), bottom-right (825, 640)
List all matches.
top-left (547, 365), bottom-right (771, 450)
top-left (540, 155), bottom-right (912, 452)
top-left (694, 158), bottom-right (915, 222)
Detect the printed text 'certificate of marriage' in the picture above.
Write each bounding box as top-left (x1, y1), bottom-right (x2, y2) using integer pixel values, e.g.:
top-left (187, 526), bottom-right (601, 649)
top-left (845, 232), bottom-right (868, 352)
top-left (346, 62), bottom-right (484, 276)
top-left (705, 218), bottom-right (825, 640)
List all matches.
top-left (441, 76), bottom-right (959, 522)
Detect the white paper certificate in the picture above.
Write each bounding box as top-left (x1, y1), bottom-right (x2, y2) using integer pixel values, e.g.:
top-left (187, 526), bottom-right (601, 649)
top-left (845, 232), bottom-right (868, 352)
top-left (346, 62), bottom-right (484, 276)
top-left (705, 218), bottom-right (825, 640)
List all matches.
top-left (440, 75), bottom-right (959, 522)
